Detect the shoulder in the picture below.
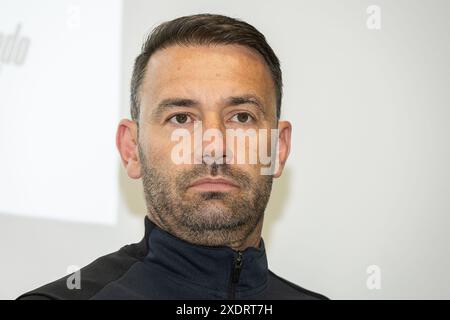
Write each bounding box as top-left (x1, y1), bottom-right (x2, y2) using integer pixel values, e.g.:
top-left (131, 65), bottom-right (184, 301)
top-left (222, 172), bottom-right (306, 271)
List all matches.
top-left (17, 239), bottom-right (148, 300)
top-left (267, 270), bottom-right (329, 300)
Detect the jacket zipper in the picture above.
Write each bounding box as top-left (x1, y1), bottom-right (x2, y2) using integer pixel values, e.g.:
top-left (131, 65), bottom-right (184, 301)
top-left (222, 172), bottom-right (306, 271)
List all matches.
top-left (228, 251), bottom-right (243, 300)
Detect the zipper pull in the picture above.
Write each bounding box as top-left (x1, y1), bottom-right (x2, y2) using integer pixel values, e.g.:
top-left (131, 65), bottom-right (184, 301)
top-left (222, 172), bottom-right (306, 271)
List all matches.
top-left (231, 251), bottom-right (243, 283)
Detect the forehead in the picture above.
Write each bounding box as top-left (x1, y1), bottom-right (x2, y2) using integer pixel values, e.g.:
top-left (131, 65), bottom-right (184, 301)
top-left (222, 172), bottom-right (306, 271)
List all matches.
top-left (140, 44), bottom-right (276, 115)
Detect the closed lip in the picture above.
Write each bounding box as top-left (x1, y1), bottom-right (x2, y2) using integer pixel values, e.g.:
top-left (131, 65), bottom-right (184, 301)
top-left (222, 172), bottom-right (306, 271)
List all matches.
top-left (188, 177), bottom-right (239, 188)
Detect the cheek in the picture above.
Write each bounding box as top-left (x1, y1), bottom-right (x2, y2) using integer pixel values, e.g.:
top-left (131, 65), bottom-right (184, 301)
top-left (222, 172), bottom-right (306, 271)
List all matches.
top-left (241, 165), bottom-right (262, 182)
top-left (254, 129), bottom-right (276, 169)
top-left (142, 127), bottom-right (174, 163)
top-left (147, 146), bottom-right (172, 171)
top-left (224, 128), bottom-right (275, 169)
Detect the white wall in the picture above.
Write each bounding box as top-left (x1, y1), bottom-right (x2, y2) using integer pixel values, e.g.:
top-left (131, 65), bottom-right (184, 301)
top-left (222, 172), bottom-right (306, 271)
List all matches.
top-left (1, 0), bottom-right (449, 299)
top-left (0, 0), bottom-right (121, 225)
top-left (0, 0), bottom-right (146, 299)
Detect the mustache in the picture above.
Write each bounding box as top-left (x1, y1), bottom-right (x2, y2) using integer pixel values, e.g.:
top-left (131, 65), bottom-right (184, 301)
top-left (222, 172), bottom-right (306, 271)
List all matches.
top-left (176, 163), bottom-right (252, 190)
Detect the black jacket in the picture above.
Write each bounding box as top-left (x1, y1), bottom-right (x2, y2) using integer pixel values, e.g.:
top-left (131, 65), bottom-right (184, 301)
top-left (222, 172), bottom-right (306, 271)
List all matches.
top-left (18, 217), bottom-right (327, 300)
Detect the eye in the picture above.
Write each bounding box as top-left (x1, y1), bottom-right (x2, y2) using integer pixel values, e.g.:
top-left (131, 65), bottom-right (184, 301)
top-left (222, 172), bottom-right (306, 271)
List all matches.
top-left (230, 112), bottom-right (255, 124)
top-left (168, 113), bottom-right (193, 125)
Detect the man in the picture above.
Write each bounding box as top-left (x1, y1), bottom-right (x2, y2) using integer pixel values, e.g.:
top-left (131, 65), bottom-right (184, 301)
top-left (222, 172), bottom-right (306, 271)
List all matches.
top-left (18, 13), bottom-right (327, 300)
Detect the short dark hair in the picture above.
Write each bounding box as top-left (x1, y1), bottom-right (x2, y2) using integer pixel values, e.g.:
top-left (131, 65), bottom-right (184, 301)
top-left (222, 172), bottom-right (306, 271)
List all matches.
top-left (130, 13), bottom-right (283, 123)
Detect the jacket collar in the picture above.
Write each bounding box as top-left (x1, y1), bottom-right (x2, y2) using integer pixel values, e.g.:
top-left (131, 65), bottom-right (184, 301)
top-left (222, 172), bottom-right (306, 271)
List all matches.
top-left (142, 216), bottom-right (268, 295)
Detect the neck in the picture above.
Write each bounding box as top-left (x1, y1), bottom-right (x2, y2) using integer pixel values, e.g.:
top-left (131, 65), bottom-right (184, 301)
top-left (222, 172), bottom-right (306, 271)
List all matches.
top-left (229, 217), bottom-right (264, 251)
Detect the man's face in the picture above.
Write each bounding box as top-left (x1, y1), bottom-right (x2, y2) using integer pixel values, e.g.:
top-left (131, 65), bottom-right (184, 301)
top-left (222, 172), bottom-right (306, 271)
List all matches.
top-left (129, 44), bottom-right (287, 247)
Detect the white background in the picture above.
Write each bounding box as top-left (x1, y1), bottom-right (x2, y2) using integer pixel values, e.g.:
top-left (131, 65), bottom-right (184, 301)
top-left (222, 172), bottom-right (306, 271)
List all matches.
top-left (0, 0), bottom-right (121, 225)
top-left (0, 0), bottom-right (449, 299)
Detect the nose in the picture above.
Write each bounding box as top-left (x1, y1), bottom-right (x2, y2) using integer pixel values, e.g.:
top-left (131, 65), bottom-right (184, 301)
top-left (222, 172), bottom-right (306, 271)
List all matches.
top-left (193, 113), bottom-right (232, 165)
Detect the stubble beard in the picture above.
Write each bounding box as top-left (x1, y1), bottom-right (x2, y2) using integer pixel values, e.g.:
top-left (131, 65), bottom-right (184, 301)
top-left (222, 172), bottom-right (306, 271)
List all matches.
top-left (138, 144), bottom-right (273, 247)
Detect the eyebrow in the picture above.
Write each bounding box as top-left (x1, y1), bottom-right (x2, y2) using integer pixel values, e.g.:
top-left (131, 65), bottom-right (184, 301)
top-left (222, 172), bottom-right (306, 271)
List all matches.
top-left (224, 95), bottom-right (265, 115)
top-left (151, 94), bottom-right (266, 119)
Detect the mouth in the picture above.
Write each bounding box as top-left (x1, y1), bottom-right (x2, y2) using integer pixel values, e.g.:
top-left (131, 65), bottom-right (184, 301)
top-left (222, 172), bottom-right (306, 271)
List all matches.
top-left (188, 176), bottom-right (239, 192)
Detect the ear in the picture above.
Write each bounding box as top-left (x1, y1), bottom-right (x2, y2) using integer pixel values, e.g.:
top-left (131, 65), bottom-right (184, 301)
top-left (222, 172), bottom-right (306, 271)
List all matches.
top-left (116, 119), bottom-right (142, 179)
top-left (273, 120), bottom-right (292, 178)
